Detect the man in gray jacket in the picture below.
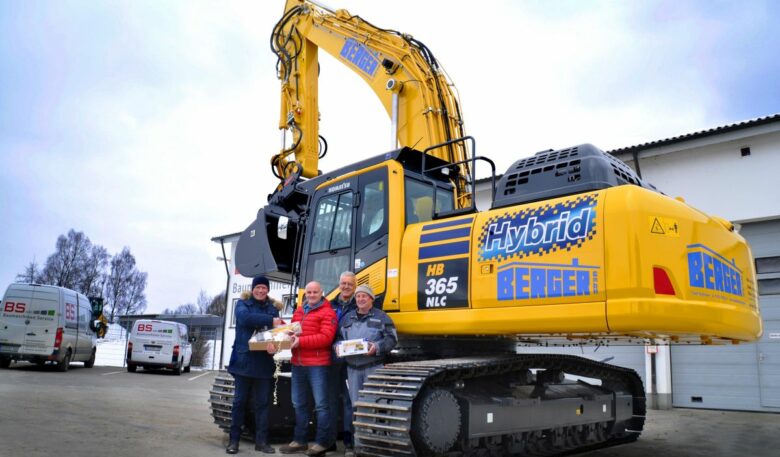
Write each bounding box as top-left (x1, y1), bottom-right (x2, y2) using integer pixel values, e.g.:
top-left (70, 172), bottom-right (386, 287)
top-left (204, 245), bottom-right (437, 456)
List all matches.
top-left (337, 285), bottom-right (397, 455)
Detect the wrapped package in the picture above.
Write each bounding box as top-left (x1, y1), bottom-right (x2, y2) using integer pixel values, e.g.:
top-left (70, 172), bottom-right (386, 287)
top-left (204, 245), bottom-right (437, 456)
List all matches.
top-left (248, 323), bottom-right (299, 352)
top-left (336, 338), bottom-right (370, 357)
top-left (269, 321), bottom-right (301, 336)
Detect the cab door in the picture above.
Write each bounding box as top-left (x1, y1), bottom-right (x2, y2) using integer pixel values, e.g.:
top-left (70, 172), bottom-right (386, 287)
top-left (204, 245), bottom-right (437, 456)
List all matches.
top-left (302, 168), bottom-right (391, 302)
top-left (352, 168), bottom-right (390, 303)
top-left (303, 176), bottom-right (358, 297)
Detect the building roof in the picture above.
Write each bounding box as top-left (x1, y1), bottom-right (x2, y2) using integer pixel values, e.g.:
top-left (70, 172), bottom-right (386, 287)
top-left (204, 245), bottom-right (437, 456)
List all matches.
top-left (118, 314), bottom-right (224, 327)
top-left (473, 113), bottom-right (780, 187)
top-left (608, 113), bottom-right (780, 156)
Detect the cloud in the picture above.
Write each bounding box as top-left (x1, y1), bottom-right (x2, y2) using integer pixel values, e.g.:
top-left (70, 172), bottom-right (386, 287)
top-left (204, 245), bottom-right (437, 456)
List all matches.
top-left (2, 0), bottom-right (779, 312)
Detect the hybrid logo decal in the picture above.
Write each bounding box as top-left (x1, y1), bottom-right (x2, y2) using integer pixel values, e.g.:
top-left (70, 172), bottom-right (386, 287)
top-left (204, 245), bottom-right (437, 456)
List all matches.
top-left (497, 258), bottom-right (599, 300)
top-left (478, 195), bottom-right (597, 262)
top-left (340, 38), bottom-right (380, 77)
top-left (687, 244), bottom-right (743, 300)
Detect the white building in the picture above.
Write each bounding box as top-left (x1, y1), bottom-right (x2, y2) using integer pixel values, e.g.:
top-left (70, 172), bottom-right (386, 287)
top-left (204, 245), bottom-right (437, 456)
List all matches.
top-left (610, 114), bottom-right (780, 413)
top-left (211, 233), bottom-right (295, 370)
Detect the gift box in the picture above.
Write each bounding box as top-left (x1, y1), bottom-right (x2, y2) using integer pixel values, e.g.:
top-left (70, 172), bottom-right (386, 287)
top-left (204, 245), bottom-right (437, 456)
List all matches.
top-left (248, 324), bottom-right (298, 352)
top-left (336, 338), bottom-right (370, 357)
top-left (249, 338), bottom-right (292, 351)
top-left (269, 321), bottom-right (301, 336)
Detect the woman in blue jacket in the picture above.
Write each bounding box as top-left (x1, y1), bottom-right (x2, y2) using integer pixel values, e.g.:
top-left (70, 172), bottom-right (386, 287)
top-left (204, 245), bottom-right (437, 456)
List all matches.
top-left (227, 276), bottom-right (281, 454)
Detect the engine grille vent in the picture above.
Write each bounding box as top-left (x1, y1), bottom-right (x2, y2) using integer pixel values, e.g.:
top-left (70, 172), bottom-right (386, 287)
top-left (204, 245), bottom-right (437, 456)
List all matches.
top-left (491, 144), bottom-right (656, 209)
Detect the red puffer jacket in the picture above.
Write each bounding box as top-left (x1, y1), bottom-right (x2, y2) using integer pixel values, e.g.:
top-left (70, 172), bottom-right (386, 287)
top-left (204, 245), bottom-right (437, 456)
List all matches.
top-left (291, 299), bottom-right (337, 366)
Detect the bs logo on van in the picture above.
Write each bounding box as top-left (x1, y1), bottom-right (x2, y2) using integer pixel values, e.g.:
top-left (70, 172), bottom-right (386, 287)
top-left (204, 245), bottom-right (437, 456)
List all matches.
top-left (3, 301), bottom-right (26, 313)
top-left (65, 303), bottom-right (76, 321)
top-left (138, 323), bottom-right (154, 332)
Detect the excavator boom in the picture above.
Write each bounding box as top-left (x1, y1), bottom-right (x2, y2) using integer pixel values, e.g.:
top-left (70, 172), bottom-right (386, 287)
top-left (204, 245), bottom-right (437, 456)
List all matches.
top-left (271, 0), bottom-right (471, 205)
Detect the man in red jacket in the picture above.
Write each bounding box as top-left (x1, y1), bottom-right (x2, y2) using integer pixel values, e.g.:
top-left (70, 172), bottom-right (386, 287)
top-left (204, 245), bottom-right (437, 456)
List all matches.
top-left (278, 281), bottom-right (337, 457)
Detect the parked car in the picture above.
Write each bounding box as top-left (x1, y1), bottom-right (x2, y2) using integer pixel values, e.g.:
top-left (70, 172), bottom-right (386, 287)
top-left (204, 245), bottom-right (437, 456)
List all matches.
top-left (0, 283), bottom-right (98, 371)
top-left (126, 319), bottom-right (193, 375)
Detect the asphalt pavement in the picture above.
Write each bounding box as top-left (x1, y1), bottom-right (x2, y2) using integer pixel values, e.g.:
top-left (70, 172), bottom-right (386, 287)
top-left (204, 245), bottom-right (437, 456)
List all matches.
top-left (1, 363), bottom-right (779, 457)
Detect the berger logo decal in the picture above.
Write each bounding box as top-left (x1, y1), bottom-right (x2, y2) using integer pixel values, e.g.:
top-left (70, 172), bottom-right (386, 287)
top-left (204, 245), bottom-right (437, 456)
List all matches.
top-left (340, 38), bottom-right (380, 78)
top-left (497, 258), bottom-right (599, 300)
top-left (478, 195), bottom-right (597, 262)
top-left (687, 244), bottom-right (744, 301)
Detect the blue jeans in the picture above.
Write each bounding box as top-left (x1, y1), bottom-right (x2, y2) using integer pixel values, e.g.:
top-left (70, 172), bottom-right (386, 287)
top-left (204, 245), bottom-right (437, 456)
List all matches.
top-left (328, 362), bottom-right (354, 445)
top-left (230, 375), bottom-right (273, 444)
top-left (291, 365), bottom-right (331, 446)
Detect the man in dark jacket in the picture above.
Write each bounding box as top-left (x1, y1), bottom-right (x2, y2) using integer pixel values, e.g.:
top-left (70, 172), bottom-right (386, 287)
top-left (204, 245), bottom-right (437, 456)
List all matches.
top-left (327, 271), bottom-right (357, 453)
top-left (277, 281), bottom-right (337, 457)
top-left (337, 285), bottom-right (397, 453)
top-left (226, 275), bottom-right (281, 454)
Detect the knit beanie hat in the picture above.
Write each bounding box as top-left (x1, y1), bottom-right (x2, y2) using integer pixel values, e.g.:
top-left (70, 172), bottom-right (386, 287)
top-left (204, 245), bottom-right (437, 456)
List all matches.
top-left (355, 284), bottom-right (375, 299)
top-left (252, 275), bottom-right (270, 290)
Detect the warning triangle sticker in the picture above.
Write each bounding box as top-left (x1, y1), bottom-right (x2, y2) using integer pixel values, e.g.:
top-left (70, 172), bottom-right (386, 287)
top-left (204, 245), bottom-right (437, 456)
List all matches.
top-left (651, 218), bottom-right (665, 235)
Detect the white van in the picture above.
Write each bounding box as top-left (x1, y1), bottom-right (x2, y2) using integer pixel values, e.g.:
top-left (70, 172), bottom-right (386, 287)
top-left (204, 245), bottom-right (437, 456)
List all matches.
top-left (0, 283), bottom-right (98, 371)
top-left (126, 319), bottom-right (193, 375)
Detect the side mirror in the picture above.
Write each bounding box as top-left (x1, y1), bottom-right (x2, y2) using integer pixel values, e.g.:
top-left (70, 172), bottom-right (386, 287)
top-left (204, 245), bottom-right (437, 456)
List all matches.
top-left (277, 216), bottom-right (289, 240)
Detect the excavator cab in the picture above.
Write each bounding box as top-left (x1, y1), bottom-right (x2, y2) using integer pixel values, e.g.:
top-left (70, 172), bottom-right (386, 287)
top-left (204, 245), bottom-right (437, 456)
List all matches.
top-left (236, 146), bottom-right (468, 309)
top-left (300, 167), bottom-right (390, 300)
top-left (88, 296), bottom-right (108, 339)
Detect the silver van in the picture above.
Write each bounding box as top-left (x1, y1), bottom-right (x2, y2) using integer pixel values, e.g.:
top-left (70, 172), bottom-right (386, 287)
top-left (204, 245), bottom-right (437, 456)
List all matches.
top-left (126, 319), bottom-right (193, 375)
top-left (0, 283), bottom-right (98, 371)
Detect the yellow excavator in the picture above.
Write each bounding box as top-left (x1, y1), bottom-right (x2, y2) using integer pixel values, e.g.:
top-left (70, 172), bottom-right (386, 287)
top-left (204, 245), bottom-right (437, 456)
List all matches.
top-left (213, 1), bottom-right (762, 455)
top-left (89, 296), bottom-right (108, 339)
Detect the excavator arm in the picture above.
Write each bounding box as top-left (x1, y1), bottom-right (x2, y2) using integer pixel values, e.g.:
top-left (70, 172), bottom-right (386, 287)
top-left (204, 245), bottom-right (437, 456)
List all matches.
top-left (271, 0), bottom-right (472, 205)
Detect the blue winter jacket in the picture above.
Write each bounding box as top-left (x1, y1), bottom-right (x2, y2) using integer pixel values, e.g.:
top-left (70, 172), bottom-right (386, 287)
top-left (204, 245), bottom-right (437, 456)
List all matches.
top-left (329, 294), bottom-right (357, 363)
top-left (227, 297), bottom-right (279, 379)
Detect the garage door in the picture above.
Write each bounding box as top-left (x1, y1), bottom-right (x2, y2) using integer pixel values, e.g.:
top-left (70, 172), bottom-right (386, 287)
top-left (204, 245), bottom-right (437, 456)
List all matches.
top-left (517, 343), bottom-right (647, 387)
top-left (671, 219), bottom-right (780, 412)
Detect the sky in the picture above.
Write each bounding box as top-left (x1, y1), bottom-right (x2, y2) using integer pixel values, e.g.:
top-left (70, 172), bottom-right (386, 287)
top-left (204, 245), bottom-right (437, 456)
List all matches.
top-left (2, 0), bottom-right (779, 314)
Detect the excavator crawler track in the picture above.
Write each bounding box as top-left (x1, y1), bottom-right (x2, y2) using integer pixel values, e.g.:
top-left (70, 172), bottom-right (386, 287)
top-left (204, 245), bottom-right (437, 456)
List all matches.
top-left (209, 370), bottom-right (297, 441)
top-left (209, 371), bottom-right (236, 434)
top-left (354, 354), bottom-right (645, 457)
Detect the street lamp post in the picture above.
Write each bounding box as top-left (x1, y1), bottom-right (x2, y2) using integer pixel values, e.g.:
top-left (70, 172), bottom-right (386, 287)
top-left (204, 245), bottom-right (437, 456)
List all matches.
top-left (217, 243), bottom-right (231, 370)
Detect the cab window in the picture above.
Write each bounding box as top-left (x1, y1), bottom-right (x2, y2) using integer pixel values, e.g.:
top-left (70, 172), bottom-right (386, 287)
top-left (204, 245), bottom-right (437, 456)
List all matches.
top-left (359, 181), bottom-right (385, 238)
top-left (311, 254), bottom-right (350, 296)
top-left (356, 172), bottom-right (388, 250)
top-left (405, 178), bottom-right (455, 224)
top-left (310, 192), bottom-right (353, 253)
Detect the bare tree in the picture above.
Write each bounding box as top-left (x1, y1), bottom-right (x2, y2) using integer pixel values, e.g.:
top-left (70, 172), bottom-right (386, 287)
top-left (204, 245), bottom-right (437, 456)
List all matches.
top-left (190, 337), bottom-right (211, 367)
top-left (39, 230), bottom-right (93, 289)
top-left (196, 289), bottom-right (211, 314)
top-left (162, 290), bottom-right (218, 316)
top-left (207, 290), bottom-right (227, 317)
top-left (16, 231), bottom-right (146, 316)
top-left (104, 248), bottom-right (147, 322)
top-left (79, 245), bottom-right (109, 297)
top-left (172, 303), bottom-right (199, 315)
top-left (15, 258), bottom-right (41, 283)
top-left (125, 271), bottom-right (148, 315)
